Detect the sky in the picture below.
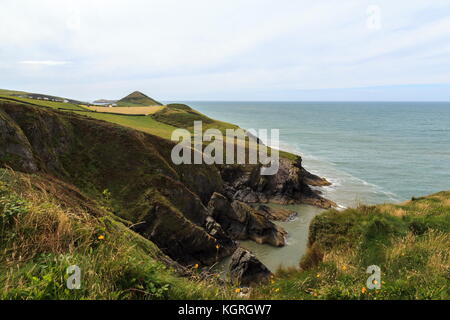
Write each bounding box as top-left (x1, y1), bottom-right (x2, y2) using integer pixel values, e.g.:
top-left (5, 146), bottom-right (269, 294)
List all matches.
top-left (1, 0), bottom-right (450, 101)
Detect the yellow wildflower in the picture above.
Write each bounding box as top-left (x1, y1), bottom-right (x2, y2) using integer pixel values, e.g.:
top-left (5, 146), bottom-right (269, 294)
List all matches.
top-left (98, 235), bottom-right (105, 240)
top-left (216, 244), bottom-right (220, 249)
top-left (274, 288), bottom-right (280, 293)
top-left (342, 265), bottom-right (347, 271)
top-left (316, 273), bottom-right (321, 278)
top-left (235, 288), bottom-right (241, 293)
top-left (361, 287), bottom-right (367, 294)
top-left (193, 264), bottom-right (199, 269)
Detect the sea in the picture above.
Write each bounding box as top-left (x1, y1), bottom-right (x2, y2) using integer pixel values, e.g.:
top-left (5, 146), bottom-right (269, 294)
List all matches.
top-left (173, 101), bottom-right (450, 271)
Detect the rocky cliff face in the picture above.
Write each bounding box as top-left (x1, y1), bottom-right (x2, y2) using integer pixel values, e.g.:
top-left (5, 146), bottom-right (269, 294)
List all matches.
top-left (208, 193), bottom-right (287, 247)
top-left (0, 100), bottom-right (333, 269)
top-left (220, 157), bottom-right (335, 209)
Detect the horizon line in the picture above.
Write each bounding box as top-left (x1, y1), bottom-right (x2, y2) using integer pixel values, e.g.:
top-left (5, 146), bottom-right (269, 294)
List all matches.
top-left (165, 100), bottom-right (450, 103)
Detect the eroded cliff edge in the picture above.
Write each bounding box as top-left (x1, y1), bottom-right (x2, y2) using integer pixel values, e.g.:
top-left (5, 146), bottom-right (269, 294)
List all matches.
top-left (0, 100), bottom-right (334, 268)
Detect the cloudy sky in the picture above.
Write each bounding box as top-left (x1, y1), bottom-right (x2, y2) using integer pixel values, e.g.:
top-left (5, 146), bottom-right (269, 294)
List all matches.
top-left (1, 0), bottom-right (450, 101)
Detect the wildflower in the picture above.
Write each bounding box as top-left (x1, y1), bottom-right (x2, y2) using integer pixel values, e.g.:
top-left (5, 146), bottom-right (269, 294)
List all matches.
top-left (98, 235), bottom-right (105, 240)
top-left (313, 292), bottom-right (318, 297)
top-left (235, 288), bottom-right (241, 293)
top-left (215, 244), bottom-right (220, 250)
top-left (274, 288), bottom-right (280, 293)
top-left (316, 273), bottom-right (321, 278)
top-left (342, 265), bottom-right (347, 271)
top-left (361, 287), bottom-right (367, 294)
top-left (193, 264), bottom-right (199, 269)
top-left (373, 280), bottom-right (378, 285)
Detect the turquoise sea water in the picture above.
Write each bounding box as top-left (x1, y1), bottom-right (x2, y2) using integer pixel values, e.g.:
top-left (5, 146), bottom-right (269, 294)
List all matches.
top-left (174, 101), bottom-right (450, 270)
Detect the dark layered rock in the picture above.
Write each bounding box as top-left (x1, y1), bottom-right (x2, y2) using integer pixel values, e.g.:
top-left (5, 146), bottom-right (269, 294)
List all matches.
top-left (229, 248), bottom-right (271, 286)
top-left (231, 201), bottom-right (287, 247)
top-left (220, 158), bottom-right (335, 209)
top-left (301, 167), bottom-right (331, 187)
top-left (208, 192), bottom-right (287, 247)
top-left (0, 109), bottom-right (38, 173)
top-left (205, 215), bottom-right (235, 249)
top-left (131, 193), bottom-right (235, 266)
top-left (254, 204), bottom-right (298, 221)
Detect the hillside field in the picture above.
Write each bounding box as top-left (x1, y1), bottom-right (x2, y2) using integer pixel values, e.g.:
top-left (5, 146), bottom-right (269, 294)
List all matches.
top-left (84, 106), bottom-right (165, 115)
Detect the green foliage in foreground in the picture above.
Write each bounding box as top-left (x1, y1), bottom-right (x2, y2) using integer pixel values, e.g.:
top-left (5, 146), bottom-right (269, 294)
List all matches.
top-left (0, 170), bottom-right (236, 300)
top-left (253, 192), bottom-right (450, 300)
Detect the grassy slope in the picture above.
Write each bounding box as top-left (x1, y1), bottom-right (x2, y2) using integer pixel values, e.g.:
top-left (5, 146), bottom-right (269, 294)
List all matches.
top-left (0, 95), bottom-right (86, 112)
top-left (72, 111), bottom-right (178, 140)
top-left (0, 89), bottom-right (28, 96)
top-left (0, 169), bottom-right (236, 300)
top-left (0, 92), bottom-right (298, 160)
top-left (0, 89), bottom-right (85, 105)
top-left (84, 106), bottom-right (165, 115)
top-left (151, 104), bottom-right (297, 161)
top-left (117, 91), bottom-right (162, 107)
top-left (253, 193), bottom-right (450, 300)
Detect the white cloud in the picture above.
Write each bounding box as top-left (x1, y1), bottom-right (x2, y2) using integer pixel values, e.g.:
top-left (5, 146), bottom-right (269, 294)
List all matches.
top-left (19, 60), bottom-right (71, 66)
top-left (1, 0), bottom-right (450, 100)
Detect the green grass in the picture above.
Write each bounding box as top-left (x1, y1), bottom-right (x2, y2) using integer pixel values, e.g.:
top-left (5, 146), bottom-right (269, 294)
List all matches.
top-left (0, 169), bottom-right (238, 300)
top-left (1, 91), bottom-right (299, 160)
top-left (117, 91), bottom-right (162, 107)
top-left (0, 89), bottom-right (28, 96)
top-left (0, 95), bottom-right (85, 112)
top-left (72, 111), bottom-right (178, 139)
top-left (251, 193), bottom-right (450, 300)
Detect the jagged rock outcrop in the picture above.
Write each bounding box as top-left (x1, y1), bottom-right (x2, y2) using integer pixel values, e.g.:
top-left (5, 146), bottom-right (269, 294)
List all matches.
top-left (301, 167), bottom-right (331, 187)
top-left (220, 157), bottom-right (335, 208)
top-left (0, 109), bottom-right (38, 173)
top-left (208, 192), bottom-right (286, 247)
top-left (254, 204), bottom-right (298, 221)
top-left (229, 248), bottom-right (272, 286)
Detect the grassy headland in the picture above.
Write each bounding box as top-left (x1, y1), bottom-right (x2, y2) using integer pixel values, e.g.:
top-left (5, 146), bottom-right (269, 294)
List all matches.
top-left (116, 91), bottom-right (162, 107)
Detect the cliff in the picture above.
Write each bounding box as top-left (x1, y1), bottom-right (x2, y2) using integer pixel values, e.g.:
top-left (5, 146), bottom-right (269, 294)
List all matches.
top-left (0, 98), bottom-right (333, 268)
